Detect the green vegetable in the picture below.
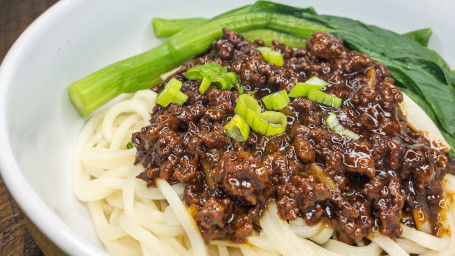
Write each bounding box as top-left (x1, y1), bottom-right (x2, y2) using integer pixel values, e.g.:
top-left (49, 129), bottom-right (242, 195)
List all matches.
top-left (326, 112), bottom-right (360, 140)
top-left (156, 78), bottom-right (188, 107)
top-left (223, 114), bottom-right (250, 142)
top-left (186, 63), bottom-right (226, 80)
top-left (307, 89), bottom-right (342, 108)
top-left (332, 97), bottom-right (343, 108)
top-left (261, 90), bottom-right (290, 110)
top-left (198, 78), bottom-right (211, 94)
top-left (210, 72), bottom-right (238, 90)
top-left (69, 7), bottom-right (327, 116)
top-left (153, 17), bottom-right (208, 37)
top-left (237, 84), bottom-right (245, 94)
top-left (151, 17), bottom-right (307, 48)
top-left (403, 28), bottom-right (432, 47)
top-left (288, 76), bottom-right (328, 97)
top-left (234, 94), bottom-right (287, 137)
top-left (185, 63), bottom-right (238, 93)
top-left (241, 29), bottom-right (306, 48)
top-left (257, 47), bottom-right (284, 66)
top-left (248, 110), bottom-right (288, 136)
top-left (234, 94), bottom-right (262, 125)
top-left (322, 93), bottom-right (342, 108)
top-left (237, 84), bottom-right (257, 95)
top-left (232, 1), bottom-right (455, 149)
top-left (296, 12), bottom-right (455, 145)
top-left (307, 89), bottom-right (325, 103)
top-left (68, 1), bottom-right (455, 156)
top-left (442, 130), bottom-right (455, 158)
top-left (258, 111), bottom-right (287, 137)
top-left (126, 142), bottom-right (134, 149)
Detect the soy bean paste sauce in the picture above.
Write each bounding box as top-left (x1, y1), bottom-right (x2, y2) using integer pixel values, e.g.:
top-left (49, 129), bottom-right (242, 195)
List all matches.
top-left (132, 28), bottom-right (455, 244)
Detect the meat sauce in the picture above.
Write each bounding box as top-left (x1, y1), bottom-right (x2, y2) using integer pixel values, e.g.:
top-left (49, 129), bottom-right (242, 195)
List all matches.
top-left (132, 29), bottom-right (455, 244)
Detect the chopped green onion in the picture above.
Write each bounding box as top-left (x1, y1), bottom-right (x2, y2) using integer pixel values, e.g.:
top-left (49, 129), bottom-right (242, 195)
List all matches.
top-left (257, 47), bottom-right (284, 67)
top-left (326, 112), bottom-right (344, 133)
top-left (234, 94), bottom-right (287, 137)
top-left (250, 111), bottom-right (287, 136)
top-left (322, 94), bottom-right (342, 108)
top-left (326, 112), bottom-right (338, 127)
top-left (289, 76), bottom-right (328, 98)
top-left (234, 94), bottom-right (262, 125)
top-left (156, 78), bottom-right (188, 107)
top-left (304, 76), bottom-right (328, 86)
top-left (170, 89), bottom-right (189, 105)
top-left (326, 112), bottom-right (360, 140)
top-left (211, 72), bottom-right (238, 90)
top-left (322, 94), bottom-right (333, 105)
top-left (198, 77), bottom-right (211, 94)
top-left (259, 111), bottom-right (287, 137)
top-left (333, 97), bottom-right (343, 108)
top-left (241, 29), bottom-right (307, 49)
top-left (224, 115), bottom-right (250, 142)
top-left (290, 76), bottom-right (342, 108)
top-left (257, 47), bottom-right (272, 55)
top-left (185, 63), bottom-right (238, 94)
top-left (251, 114), bottom-right (268, 135)
top-left (237, 84), bottom-right (245, 94)
top-left (237, 85), bottom-right (257, 95)
top-left (186, 63), bottom-right (225, 80)
top-left (307, 89), bottom-right (342, 108)
top-left (341, 129), bottom-right (360, 140)
top-left (261, 90), bottom-right (290, 110)
top-left (307, 89), bottom-right (325, 103)
top-left (126, 142), bottom-right (134, 149)
top-left (268, 51), bottom-right (284, 66)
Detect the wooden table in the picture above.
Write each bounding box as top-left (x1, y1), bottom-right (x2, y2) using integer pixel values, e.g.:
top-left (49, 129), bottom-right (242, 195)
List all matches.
top-left (0, 1), bottom-right (59, 255)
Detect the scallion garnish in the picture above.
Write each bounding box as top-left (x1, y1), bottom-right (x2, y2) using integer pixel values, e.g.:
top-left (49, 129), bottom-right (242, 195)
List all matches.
top-left (234, 94), bottom-right (262, 125)
top-left (308, 89), bottom-right (342, 108)
top-left (210, 72), bottom-right (239, 90)
top-left (198, 78), bottom-right (211, 94)
top-left (185, 63), bottom-right (238, 94)
top-left (326, 112), bottom-right (360, 140)
top-left (259, 111), bottom-right (287, 137)
top-left (288, 76), bottom-right (342, 107)
top-left (308, 89), bottom-right (325, 103)
top-left (234, 94), bottom-right (287, 137)
top-left (237, 84), bottom-right (245, 94)
top-left (288, 76), bottom-right (328, 98)
top-left (223, 115), bottom-right (250, 142)
top-left (126, 142), bottom-right (134, 149)
top-left (156, 78), bottom-right (188, 107)
top-left (261, 90), bottom-right (290, 110)
top-left (257, 47), bottom-right (284, 67)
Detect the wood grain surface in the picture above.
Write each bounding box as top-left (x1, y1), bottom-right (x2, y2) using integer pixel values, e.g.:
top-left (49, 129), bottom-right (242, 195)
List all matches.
top-left (0, 0), bottom-right (59, 255)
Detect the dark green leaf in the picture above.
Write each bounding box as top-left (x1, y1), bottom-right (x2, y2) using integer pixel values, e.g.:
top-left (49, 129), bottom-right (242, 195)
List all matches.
top-left (403, 28), bottom-right (432, 47)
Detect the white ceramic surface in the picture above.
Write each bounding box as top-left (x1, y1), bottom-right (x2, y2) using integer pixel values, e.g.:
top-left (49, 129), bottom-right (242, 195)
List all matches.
top-left (0, 0), bottom-right (454, 255)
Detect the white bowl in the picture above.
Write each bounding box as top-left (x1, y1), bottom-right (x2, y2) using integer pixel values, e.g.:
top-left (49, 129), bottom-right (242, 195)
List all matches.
top-left (0, 0), bottom-right (454, 255)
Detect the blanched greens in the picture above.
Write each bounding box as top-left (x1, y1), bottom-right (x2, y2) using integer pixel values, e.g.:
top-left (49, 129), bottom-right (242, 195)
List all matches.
top-left (68, 1), bottom-right (455, 155)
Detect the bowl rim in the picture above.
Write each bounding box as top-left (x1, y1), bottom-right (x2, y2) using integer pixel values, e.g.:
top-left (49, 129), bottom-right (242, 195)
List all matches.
top-left (1, 1), bottom-right (454, 255)
top-left (0, 0), bottom-right (107, 254)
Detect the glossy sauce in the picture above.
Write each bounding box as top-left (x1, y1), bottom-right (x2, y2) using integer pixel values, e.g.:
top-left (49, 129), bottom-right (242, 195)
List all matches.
top-left (132, 29), bottom-right (455, 244)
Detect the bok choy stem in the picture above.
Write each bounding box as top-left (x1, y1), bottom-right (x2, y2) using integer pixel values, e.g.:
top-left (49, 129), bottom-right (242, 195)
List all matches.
top-left (69, 11), bottom-right (328, 116)
top-left (152, 17), bottom-right (208, 37)
top-left (67, 1), bottom-right (455, 157)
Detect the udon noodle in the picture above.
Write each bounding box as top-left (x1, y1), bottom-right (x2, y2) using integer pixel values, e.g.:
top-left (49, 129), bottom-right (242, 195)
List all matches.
top-left (73, 89), bottom-right (455, 256)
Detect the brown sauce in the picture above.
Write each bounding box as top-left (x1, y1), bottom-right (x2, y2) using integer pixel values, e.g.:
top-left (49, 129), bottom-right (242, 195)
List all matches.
top-left (132, 28), bottom-right (455, 244)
